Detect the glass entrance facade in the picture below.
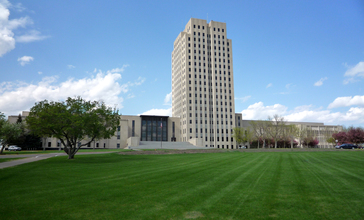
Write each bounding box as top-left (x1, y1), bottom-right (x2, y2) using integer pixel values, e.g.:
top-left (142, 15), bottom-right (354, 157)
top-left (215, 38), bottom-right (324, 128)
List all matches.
top-left (141, 116), bottom-right (168, 141)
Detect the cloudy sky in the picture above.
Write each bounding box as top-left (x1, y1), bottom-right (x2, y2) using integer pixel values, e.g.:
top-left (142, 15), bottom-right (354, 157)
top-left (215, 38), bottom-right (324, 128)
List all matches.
top-left (1, 0), bottom-right (364, 126)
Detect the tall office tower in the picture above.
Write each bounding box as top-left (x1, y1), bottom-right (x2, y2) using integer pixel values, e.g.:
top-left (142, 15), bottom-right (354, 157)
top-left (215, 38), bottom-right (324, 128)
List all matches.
top-left (172, 18), bottom-right (236, 149)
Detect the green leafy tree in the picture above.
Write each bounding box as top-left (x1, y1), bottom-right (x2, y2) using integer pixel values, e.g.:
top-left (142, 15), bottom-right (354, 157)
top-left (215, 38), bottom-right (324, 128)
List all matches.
top-left (0, 120), bottom-right (22, 154)
top-left (26, 97), bottom-right (120, 159)
top-left (233, 127), bottom-right (244, 148)
top-left (0, 112), bottom-right (6, 152)
top-left (242, 127), bottom-right (253, 149)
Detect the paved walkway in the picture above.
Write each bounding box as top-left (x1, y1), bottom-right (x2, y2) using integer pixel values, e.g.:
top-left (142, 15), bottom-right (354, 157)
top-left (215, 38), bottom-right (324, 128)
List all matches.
top-left (0, 151), bottom-right (115, 169)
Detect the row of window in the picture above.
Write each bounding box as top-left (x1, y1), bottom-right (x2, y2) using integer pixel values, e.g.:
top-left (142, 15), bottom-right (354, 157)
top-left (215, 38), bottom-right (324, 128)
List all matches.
top-left (192, 24), bottom-right (225, 33)
top-left (188, 74), bottom-right (232, 82)
top-left (189, 119), bottom-right (234, 125)
top-left (188, 43), bottom-right (230, 52)
top-left (189, 93), bottom-right (232, 100)
top-left (193, 32), bottom-right (225, 37)
top-left (188, 59), bottom-right (231, 65)
top-left (187, 49), bottom-right (231, 58)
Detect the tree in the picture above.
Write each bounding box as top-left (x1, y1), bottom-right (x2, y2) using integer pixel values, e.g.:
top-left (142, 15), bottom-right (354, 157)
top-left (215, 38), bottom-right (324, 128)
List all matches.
top-left (332, 131), bottom-right (348, 144)
top-left (242, 127), bottom-right (253, 149)
top-left (346, 127), bottom-right (364, 145)
top-left (233, 127), bottom-right (244, 148)
top-left (303, 137), bottom-right (319, 148)
top-left (284, 124), bottom-right (299, 149)
top-left (332, 127), bottom-right (364, 146)
top-left (326, 137), bottom-right (336, 147)
top-left (0, 112), bottom-right (6, 153)
top-left (26, 97), bottom-right (120, 159)
top-left (16, 114), bottom-right (22, 124)
top-left (0, 121), bottom-right (22, 154)
top-left (250, 120), bottom-right (268, 149)
top-left (266, 115), bottom-right (286, 148)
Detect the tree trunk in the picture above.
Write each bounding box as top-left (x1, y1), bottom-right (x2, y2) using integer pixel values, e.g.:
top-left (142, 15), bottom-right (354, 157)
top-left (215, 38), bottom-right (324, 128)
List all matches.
top-left (257, 139), bottom-right (260, 149)
top-left (0, 145), bottom-right (5, 154)
top-left (68, 153), bottom-right (75, 159)
top-left (275, 140), bottom-right (277, 148)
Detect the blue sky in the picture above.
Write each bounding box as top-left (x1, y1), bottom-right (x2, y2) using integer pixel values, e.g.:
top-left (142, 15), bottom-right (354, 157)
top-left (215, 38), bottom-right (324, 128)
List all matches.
top-left (1, 0), bottom-right (364, 126)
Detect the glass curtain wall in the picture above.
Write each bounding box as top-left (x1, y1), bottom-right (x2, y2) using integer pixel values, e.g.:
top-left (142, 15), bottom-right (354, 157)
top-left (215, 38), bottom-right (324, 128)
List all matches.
top-left (141, 116), bottom-right (168, 141)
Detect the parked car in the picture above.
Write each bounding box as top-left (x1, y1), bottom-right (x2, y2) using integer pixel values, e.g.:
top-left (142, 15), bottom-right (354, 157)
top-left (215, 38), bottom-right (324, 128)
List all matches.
top-left (8, 145), bottom-right (21, 151)
top-left (336, 144), bottom-right (358, 149)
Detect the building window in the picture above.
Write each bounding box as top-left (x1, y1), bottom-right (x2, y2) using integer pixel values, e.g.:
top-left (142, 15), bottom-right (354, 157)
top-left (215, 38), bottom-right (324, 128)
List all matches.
top-left (132, 120), bottom-right (135, 137)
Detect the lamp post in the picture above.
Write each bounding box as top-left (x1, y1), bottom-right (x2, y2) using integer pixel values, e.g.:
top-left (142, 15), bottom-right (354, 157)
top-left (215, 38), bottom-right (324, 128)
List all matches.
top-left (335, 139), bottom-right (338, 148)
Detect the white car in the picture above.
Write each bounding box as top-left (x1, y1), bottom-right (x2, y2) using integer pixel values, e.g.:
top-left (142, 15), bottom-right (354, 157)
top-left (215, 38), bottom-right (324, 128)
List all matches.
top-left (8, 145), bottom-right (21, 151)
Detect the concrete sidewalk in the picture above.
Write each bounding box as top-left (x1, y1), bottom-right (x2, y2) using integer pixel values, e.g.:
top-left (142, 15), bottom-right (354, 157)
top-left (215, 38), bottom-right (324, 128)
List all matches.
top-left (0, 151), bottom-right (115, 169)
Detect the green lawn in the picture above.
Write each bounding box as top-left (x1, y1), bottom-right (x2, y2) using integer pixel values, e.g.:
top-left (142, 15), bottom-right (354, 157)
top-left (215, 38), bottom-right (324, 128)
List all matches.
top-left (0, 151), bottom-right (363, 219)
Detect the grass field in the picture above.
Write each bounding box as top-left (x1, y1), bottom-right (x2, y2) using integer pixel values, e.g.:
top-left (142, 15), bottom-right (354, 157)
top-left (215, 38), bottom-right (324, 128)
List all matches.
top-left (0, 151), bottom-right (363, 219)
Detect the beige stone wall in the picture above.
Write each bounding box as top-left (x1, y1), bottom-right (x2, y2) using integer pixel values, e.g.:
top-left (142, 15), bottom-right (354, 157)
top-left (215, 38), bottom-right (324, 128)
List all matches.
top-left (7, 112), bottom-right (181, 149)
top-left (172, 18), bottom-right (236, 149)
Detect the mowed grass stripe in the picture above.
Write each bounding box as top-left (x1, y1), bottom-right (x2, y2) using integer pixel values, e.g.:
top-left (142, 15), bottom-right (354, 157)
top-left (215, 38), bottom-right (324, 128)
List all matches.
top-left (132, 152), bottom-right (261, 219)
top-left (218, 153), bottom-right (273, 219)
top-left (3, 152), bottom-right (222, 199)
top-left (295, 152), bottom-right (363, 219)
top-left (1, 151), bottom-right (364, 220)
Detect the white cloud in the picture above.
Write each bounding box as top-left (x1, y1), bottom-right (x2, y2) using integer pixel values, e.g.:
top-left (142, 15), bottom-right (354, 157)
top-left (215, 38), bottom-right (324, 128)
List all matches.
top-left (127, 93), bottom-right (135, 99)
top-left (140, 108), bottom-right (172, 117)
top-left (343, 78), bottom-right (358, 84)
top-left (17, 55), bottom-right (33, 66)
top-left (343, 61), bottom-right (364, 84)
top-left (67, 64), bottom-right (75, 69)
top-left (328, 95), bottom-right (364, 109)
top-left (284, 107), bottom-right (364, 125)
top-left (0, 67), bottom-right (138, 116)
top-left (16, 30), bottom-right (49, 43)
top-left (110, 65), bottom-right (129, 73)
top-left (38, 71), bottom-right (42, 75)
top-left (0, 1), bottom-right (47, 56)
top-left (235, 95), bottom-right (251, 103)
top-left (285, 83), bottom-right (295, 89)
top-left (132, 77), bottom-right (146, 86)
top-left (241, 102), bottom-right (288, 120)
top-left (240, 102), bottom-right (364, 125)
top-left (344, 61), bottom-right (364, 77)
top-left (164, 92), bottom-right (172, 105)
top-left (0, 1), bottom-right (15, 56)
top-left (141, 92), bottom-right (173, 116)
top-left (314, 77), bottom-right (328, 86)
top-left (10, 2), bottom-right (25, 12)
top-left (266, 83), bottom-right (272, 88)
